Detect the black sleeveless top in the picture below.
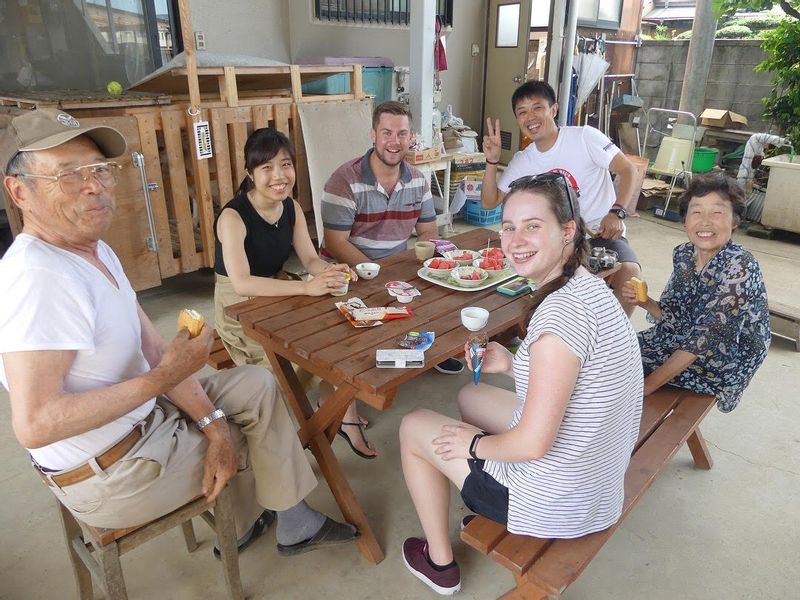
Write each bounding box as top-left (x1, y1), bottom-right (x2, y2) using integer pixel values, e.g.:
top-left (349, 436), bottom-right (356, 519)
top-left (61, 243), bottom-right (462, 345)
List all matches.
top-left (213, 192), bottom-right (295, 277)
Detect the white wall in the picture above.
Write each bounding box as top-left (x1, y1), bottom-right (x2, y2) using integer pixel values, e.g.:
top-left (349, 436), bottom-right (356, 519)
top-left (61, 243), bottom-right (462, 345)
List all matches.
top-left (189, 0), bottom-right (291, 62)
top-left (286, 0), bottom-right (487, 131)
top-left (438, 2), bottom-right (486, 132)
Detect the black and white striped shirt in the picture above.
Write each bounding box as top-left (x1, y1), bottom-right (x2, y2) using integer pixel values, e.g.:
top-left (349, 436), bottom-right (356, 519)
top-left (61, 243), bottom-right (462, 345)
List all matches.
top-left (483, 274), bottom-right (643, 538)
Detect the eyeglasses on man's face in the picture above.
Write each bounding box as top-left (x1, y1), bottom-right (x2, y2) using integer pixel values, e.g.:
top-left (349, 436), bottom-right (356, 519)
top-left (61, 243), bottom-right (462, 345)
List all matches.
top-left (15, 161), bottom-right (122, 195)
top-left (507, 172), bottom-right (577, 221)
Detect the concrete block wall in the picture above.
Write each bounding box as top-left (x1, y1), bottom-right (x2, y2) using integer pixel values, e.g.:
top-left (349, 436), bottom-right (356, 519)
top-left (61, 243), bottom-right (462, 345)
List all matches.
top-left (635, 40), bottom-right (774, 132)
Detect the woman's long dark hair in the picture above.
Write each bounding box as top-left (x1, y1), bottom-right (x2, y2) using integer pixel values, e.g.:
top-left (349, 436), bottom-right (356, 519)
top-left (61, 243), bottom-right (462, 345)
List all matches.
top-left (237, 127), bottom-right (296, 195)
top-left (503, 177), bottom-right (590, 322)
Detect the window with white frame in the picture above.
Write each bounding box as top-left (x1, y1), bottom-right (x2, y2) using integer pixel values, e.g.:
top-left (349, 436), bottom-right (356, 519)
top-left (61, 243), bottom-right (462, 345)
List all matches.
top-left (576, 0), bottom-right (622, 30)
top-left (314, 0), bottom-right (454, 27)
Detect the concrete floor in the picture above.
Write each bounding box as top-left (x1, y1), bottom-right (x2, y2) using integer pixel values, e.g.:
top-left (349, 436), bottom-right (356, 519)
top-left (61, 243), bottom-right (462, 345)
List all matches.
top-left (1, 213), bottom-right (798, 599)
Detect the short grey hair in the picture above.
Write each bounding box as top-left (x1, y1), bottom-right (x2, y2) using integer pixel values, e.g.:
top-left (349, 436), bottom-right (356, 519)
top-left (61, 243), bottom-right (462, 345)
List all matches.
top-left (5, 151), bottom-right (36, 177)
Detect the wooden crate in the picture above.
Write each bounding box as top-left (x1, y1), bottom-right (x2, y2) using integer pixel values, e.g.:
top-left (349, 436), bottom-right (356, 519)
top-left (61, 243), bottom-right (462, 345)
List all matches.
top-left (2, 90), bottom-right (355, 288)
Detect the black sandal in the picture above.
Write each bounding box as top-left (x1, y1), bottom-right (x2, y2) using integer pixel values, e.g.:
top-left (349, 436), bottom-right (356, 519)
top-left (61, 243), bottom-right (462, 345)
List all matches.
top-left (213, 509), bottom-right (275, 559)
top-left (337, 421), bottom-right (377, 459)
top-left (316, 402), bottom-right (370, 429)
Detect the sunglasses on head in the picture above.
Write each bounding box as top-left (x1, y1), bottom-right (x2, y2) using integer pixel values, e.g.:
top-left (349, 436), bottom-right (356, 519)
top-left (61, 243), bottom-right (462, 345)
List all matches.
top-left (508, 172), bottom-right (578, 221)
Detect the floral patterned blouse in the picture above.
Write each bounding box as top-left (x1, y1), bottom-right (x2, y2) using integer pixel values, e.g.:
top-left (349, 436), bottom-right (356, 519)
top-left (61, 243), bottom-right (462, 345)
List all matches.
top-left (638, 240), bottom-right (770, 412)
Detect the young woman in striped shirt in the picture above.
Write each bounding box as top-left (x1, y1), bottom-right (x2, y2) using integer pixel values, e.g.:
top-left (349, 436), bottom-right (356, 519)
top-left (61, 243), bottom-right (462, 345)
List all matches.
top-left (399, 174), bottom-right (643, 595)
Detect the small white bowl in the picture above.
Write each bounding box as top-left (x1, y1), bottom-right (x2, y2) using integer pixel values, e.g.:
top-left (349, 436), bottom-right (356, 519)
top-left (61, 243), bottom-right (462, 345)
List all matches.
top-left (451, 266), bottom-right (489, 289)
top-left (479, 247), bottom-right (506, 259)
top-left (355, 262), bottom-right (381, 279)
top-left (472, 257), bottom-right (512, 273)
top-left (395, 294), bottom-right (414, 304)
top-left (423, 257), bottom-right (458, 278)
top-left (443, 249), bottom-right (480, 266)
top-left (461, 307), bottom-right (489, 331)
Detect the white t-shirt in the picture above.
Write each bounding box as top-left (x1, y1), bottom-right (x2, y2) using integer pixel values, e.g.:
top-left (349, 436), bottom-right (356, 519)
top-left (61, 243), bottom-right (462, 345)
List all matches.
top-left (498, 126), bottom-right (622, 230)
top-left (483, 274), bottom-right (643, 538)
top-left (0, 235), bottom-right (155, 470)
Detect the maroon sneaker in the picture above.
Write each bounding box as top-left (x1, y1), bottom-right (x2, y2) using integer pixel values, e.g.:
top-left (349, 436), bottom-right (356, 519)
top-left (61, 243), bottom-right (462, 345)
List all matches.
top-left (402, 537), bottom-right (461, 595)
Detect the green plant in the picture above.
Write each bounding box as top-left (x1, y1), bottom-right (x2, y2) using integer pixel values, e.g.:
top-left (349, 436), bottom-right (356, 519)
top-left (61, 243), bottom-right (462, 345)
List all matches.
top-left (713, 0), bottom-right (800, 19)
top-left (755, 18), bottom-right (800, 149)
top-left (675, 30), bottom-right (693, 40)
top-left (715, 24), bottom-right (754, 37)
top-left (652, 24), bottom-right (672, 40)
top-left (729, 15), bottom-right (783, 29)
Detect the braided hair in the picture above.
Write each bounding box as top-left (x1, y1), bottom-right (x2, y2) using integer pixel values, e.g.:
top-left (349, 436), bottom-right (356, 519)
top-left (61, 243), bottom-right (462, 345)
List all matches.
top-left (503, 176), bottom-right (590, 322)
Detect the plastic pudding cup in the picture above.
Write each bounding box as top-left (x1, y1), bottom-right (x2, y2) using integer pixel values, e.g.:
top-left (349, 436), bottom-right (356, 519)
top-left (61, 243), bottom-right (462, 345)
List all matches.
top-left (330, 273), bottom-right (351, 296)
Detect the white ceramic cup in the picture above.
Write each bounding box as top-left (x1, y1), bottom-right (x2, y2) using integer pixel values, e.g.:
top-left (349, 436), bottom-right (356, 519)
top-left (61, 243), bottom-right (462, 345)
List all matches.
top-left (461, 307), bottom-right (489, 331)
top-left (355, 262), bottom-right (381, 279)
top-left (414, 241), bottom-right (436, 262)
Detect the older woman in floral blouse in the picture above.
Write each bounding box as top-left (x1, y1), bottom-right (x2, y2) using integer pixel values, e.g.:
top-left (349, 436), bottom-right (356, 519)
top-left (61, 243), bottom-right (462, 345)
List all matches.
top-left (622, 174), bottom-right (770, 412)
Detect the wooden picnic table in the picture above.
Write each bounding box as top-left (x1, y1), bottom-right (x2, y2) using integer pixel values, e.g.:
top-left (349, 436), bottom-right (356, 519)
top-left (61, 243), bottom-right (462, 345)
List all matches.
top-left (225, 227), bottom-right (531, 564)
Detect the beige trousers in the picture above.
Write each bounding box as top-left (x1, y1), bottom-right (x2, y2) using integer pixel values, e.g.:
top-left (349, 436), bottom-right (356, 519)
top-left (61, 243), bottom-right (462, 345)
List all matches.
top-left (49, 366), bottom-right (318, 537)
top-left (214, 273), bottom-right (317, 390)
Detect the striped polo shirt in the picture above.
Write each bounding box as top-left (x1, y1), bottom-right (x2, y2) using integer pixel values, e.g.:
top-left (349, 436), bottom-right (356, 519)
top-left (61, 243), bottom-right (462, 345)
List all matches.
top-left (321, 149), bottom-right (436, 260)
top-left (483, 274), bottom-right (643, 538)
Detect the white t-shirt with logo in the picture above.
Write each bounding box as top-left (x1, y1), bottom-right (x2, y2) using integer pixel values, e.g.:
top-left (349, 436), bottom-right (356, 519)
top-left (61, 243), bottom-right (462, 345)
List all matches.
top-left (498, 126), bottom-right (621, 230)
top-left (0, 235), bottom-right (155, 470)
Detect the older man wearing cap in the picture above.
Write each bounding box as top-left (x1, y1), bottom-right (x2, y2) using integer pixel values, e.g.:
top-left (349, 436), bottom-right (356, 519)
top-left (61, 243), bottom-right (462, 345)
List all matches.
top-left (0, 109), bottom-right (358, 559)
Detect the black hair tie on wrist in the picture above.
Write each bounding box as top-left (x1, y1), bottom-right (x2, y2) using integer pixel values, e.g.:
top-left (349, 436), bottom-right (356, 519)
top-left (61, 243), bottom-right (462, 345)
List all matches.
top-left (486, 159), bottom-right (499, 165)
top-left (469, 433), bottom-right (488, 460)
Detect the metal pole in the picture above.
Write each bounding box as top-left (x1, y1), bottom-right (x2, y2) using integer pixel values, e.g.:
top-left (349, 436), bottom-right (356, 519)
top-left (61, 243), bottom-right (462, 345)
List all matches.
top-left (557, 0), bottom-right (578, 126)
top-left (410, 0), bottom-right (436, 146)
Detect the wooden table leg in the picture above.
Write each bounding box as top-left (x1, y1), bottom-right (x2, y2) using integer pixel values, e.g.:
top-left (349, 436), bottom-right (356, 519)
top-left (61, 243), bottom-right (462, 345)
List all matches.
top-left (265, 349), bottom-right (385, 564)
top-left (686, 428), bottom-right (714, 470)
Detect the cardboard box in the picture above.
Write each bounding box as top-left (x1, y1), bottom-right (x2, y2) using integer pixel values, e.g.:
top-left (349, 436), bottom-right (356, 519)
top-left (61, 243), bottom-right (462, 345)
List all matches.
top-left (463, 176), bottom-right (483, 199)
top-left (451, 152), bottom-right (485, 165)
top-left (405, 147), bottom-right (441, 164)
top-left (699, 109), bottom-right (748, 129)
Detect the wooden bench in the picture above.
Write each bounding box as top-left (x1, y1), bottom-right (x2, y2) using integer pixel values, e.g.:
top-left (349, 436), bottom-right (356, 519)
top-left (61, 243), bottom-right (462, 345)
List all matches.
top-left (208, 329), bottom-right (236, 370)
top-left (460, 388), bottom-right (716, 600)
top-left (769, 301), bottom-right (800, 352)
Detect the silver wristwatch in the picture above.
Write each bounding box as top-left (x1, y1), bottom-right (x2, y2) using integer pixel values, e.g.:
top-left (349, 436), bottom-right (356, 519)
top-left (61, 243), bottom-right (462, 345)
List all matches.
top-left (196, 408), bottom-right (226, 430)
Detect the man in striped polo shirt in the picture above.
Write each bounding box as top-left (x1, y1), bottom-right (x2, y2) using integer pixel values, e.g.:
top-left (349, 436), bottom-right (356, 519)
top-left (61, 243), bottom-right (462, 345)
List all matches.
top-left (322, 101), bottom-right (463, 375)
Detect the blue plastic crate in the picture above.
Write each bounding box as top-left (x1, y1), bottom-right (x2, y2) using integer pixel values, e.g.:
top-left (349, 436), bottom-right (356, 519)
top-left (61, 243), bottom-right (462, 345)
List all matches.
top-left (301, 67), bottom-right (393, 104)
top-left (463, 199), bottom-right (502, 226)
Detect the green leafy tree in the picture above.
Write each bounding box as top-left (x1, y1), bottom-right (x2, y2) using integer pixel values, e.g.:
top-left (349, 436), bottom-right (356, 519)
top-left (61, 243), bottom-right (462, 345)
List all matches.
top-left (712, 1), bottom-right (799, 19)
top-left (714, 1), bottom-right (800, 148)
top-left (755, 19), bottom-right (800, 148)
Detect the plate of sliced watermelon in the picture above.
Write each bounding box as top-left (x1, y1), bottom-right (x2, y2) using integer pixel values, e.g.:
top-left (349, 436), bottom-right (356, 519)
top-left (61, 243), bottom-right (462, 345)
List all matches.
top-left (417, 247), bottom-right (517, 291)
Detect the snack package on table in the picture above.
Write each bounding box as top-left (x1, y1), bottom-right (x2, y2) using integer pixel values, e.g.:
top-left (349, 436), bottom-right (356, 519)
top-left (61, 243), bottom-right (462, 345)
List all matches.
top-left (430, 239), bottom-right (458, 256)
top-left (336, 298), bottom-right (413, 328)
top-left (399, 331), bottom-right (435, 352)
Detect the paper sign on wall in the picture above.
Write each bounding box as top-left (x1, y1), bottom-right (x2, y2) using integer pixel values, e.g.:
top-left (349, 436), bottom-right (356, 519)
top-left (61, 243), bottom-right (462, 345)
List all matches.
top-left (193, 120), bottom-right (213, 160)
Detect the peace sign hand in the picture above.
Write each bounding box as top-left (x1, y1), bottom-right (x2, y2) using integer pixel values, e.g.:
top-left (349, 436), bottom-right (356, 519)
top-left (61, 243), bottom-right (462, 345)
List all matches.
top-left (483, 118), bottom-right (502, 164)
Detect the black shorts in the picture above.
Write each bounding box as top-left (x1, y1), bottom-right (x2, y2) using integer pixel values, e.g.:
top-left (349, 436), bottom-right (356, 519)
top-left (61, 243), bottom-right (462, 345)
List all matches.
top-left (460, 458), bottom-right (509, 525)
top-left (589, 236), bottom-right (640, 266)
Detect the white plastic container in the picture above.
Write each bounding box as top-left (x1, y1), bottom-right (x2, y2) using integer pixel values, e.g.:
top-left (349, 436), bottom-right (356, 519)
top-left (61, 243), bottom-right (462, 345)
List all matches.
top-left (652, 137), bottom-right (692, 175)
top-left (761, 154), bottom-right (800, 234)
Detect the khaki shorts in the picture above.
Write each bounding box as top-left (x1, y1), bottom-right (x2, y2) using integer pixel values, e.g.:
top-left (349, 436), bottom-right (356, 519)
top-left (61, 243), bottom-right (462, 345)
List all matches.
top-left (214, 273), bottom-right (318, 391)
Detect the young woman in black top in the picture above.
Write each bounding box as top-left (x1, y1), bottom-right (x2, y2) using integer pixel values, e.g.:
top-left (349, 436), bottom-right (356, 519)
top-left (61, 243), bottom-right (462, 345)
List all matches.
top-left (214, 128), bottom-right (375, 458)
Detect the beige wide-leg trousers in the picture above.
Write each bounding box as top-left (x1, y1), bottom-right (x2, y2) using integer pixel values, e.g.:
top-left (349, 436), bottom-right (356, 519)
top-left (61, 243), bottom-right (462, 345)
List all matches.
top-left (48, 366), bottom-right (318, 537)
